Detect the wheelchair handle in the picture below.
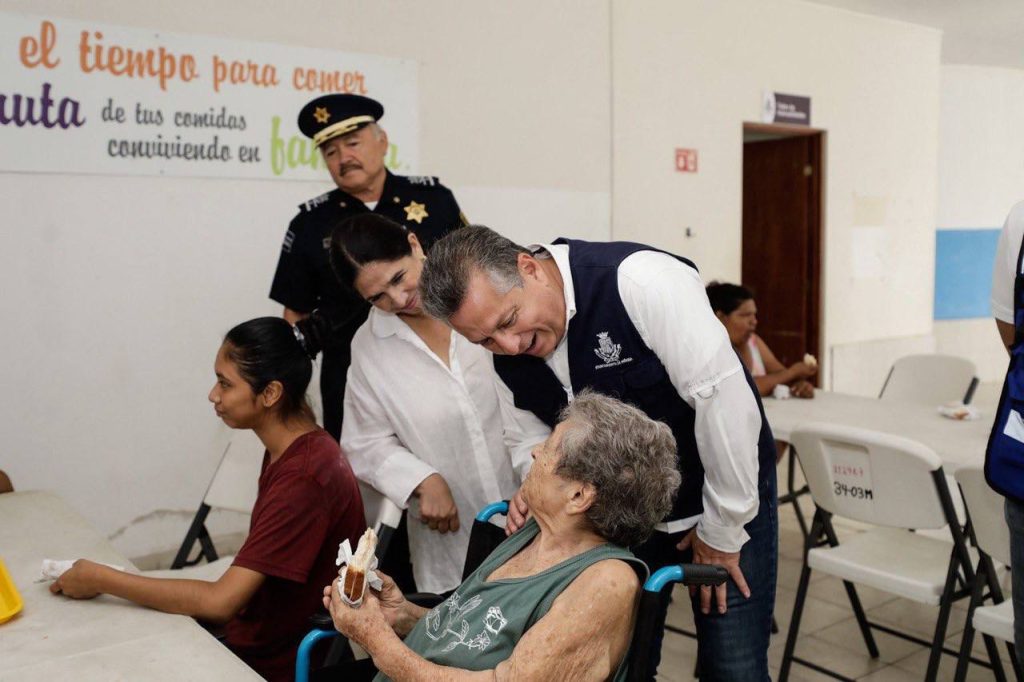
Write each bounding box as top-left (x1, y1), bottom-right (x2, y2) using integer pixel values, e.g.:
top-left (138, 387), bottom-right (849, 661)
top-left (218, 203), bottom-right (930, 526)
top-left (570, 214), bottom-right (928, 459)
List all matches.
top-left (475, 500), bottom-right (509, 522)
top-left (644, 564), bottom-right (729, 593)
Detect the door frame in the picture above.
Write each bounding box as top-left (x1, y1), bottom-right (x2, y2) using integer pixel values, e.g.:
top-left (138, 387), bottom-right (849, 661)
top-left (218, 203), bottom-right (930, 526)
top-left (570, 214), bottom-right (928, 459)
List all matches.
top-left (741, 121), bottom-right (827, 378)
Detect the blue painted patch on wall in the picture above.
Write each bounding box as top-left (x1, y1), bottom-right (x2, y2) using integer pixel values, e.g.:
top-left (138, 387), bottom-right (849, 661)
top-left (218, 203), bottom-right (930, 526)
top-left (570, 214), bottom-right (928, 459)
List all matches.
top-left (934, 228), bottom-right (1001, 320)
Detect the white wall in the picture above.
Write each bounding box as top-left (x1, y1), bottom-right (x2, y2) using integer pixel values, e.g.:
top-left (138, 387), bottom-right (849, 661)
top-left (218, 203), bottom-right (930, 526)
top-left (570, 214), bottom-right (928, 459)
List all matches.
top-left (0, 0), bottom-right (612, 559)
top-left (935, 64), bottom-right (1024, 383)
top-left (611, 0), bottom-right (942, 388)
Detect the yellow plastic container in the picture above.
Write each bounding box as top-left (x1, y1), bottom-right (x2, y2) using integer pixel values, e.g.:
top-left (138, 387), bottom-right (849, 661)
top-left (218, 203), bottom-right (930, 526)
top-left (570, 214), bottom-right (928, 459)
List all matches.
top-left (0, 557), bottom-right (23, 624)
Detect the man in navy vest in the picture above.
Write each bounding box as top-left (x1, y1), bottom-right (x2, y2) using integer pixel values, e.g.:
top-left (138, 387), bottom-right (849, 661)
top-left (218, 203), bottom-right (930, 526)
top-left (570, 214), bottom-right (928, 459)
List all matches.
top-left (988, 200), bottom-right (1024, 661)
top-left (420, 226), bottom-right (777, 681)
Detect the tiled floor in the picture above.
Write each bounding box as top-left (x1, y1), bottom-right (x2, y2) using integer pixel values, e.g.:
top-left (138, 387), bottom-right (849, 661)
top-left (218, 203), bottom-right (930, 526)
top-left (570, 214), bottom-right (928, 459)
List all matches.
top-left (655, 453), bottom-right (1016, 681)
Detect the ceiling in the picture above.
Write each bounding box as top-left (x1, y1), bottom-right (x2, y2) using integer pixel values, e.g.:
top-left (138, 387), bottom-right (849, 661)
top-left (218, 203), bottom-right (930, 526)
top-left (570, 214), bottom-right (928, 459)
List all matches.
top-left (804, 0), bottom-right (1024, 70)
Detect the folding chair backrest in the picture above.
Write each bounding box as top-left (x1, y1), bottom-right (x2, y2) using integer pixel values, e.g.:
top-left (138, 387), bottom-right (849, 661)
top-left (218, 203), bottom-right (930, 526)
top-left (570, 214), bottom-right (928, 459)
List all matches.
top-left (878, 353), bottom-right (978, 405)
top-left (170, 431), bottom-right (264, 569)
top-left (791, 423), bottom-right (948, 529)
top-left (203, 430), bottom-right (264, 514)
top-left (357, 481), bottom-right (403, 560)
top-left (955, 466), bottom-right (1012, 566)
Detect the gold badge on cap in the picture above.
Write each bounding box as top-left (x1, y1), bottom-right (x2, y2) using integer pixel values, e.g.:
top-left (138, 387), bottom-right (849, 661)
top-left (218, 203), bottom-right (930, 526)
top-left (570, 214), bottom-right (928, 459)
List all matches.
top-left (404, 201), bottom-right (428, 224)
top-left (313, 107), bottom-right (331, 124)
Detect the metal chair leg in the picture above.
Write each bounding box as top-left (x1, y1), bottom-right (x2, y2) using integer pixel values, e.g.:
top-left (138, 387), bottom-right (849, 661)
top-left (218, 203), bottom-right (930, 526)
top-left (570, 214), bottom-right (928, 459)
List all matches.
top-left (841, 580), bottom-right (879, 658)
top-left (925, 559), bottom-right (961, 682)
top-left (980, 633), bottom-right (1009, 682)
top-left (779, 562), bottom-right (812, 682)
top-left (820, 518), bottom-right (879, 659)
top-left (780, 446), bottom-right (810, 539)
top-left (953, 562), bottom-right (986, 682)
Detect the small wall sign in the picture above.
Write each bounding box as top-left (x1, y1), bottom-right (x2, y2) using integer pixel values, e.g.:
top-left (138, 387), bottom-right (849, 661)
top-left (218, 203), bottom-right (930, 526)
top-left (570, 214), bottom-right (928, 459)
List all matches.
top-left (762, 91), bottom-right (811, 126)
top-left (675, 148), bottom-right (698, 173)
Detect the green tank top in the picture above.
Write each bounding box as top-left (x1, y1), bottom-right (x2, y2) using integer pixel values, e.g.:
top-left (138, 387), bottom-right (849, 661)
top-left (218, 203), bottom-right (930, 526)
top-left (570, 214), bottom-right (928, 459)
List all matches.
top-left (374, 518), bottom-right (647, 682)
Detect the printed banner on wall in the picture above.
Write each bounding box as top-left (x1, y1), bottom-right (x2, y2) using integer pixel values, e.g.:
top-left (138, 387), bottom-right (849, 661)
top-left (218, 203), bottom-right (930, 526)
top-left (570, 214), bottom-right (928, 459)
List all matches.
top-left (0, 13), bottom-right (418, 180)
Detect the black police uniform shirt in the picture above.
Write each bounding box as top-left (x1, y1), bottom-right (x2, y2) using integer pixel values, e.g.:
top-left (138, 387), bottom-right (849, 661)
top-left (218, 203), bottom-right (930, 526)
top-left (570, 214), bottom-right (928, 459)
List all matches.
top-left (269, 169), bottom-right (467, 347)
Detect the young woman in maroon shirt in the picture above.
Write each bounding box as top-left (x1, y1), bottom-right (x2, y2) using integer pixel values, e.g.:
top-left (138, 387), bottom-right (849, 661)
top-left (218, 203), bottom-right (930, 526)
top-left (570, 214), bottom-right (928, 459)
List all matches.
top-left (51, 317), bottom-right (366, 680)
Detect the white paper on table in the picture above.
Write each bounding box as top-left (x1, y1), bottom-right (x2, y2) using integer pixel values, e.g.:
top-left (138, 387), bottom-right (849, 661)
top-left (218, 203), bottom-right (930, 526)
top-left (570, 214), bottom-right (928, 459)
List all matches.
top-left (938, 402), bottom-right (981, 422)
top-left (40, 559), bottom-right (126, 581)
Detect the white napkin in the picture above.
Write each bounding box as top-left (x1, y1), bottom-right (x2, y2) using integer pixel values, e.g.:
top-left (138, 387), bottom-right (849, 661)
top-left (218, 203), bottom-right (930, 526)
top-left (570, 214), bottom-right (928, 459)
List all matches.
top-left (40, 559), bottom-right (125, 581)
top-left (937, 402), bottom-right (980, 421)
top-left (335, 539), bottom-right (383, 606)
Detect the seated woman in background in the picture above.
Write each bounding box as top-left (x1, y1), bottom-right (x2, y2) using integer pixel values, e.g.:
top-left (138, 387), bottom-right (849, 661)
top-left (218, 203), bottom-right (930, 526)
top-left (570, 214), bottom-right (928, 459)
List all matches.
top-left (706, 282), bottom-right (817, 398)
top-left (310, 213), bottom-right (529, 595)
top-left (326, 391), bottom-right (681, 681)
top-left (50, 317), bottom-right (366, 681)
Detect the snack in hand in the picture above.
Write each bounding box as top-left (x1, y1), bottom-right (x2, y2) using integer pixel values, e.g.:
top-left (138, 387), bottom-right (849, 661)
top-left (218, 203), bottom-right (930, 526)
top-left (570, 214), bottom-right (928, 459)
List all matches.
top-left (343, 528), bottom-right (378, 603)
top-left (803, 353), bottom-right (817, 369)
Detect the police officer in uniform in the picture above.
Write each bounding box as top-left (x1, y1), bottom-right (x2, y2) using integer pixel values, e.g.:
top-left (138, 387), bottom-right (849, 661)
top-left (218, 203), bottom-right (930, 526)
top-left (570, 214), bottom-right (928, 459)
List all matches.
top-left (269, 94), bottom-right (467, 440)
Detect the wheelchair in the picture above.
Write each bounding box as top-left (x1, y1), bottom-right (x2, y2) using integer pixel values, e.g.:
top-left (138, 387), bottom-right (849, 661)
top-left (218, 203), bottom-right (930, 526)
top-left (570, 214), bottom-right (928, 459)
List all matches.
top-left (296, 501), bottom-right (727, 682)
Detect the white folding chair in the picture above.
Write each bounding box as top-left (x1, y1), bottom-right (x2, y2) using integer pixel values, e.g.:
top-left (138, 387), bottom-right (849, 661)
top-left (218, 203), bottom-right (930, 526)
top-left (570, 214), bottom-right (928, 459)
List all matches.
top-left (879, 353), bottom-right (979, 405)
top-left (952, 466), bottom-right (1021, 681)
top-left (779, 423), bottom-right (978, 682)
top-left (879, 354), bottom-right (976, 543)
top-left (167, 430), bottom-right (264, 571)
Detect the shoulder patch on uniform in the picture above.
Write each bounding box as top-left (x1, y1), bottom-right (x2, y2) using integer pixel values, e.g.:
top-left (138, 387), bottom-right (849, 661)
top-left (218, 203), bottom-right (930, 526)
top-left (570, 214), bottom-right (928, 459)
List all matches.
top-left (406, 175), bottom-right (438, 186)
top-left (299, 191), bottom-right (333, 213)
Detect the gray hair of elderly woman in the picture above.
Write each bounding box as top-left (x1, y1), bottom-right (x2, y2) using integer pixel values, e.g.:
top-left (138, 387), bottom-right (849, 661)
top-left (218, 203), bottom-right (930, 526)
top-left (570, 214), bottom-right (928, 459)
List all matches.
top-left (557, 390), bottom-right (680, 547)
top-left (420, 225), bottom-right (529, 320)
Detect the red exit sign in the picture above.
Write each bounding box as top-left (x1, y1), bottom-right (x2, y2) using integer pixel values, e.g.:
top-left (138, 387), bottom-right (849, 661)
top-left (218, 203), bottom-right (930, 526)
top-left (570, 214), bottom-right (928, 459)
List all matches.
top-left (675, 148), bottom-right (698, 173)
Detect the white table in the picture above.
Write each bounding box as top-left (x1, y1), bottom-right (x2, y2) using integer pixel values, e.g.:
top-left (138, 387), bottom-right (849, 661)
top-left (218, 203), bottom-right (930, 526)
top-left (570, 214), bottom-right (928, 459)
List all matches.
top-left (762, 391), bottom-right (992, 471)
top-left (0, 491), bottom-right (262, 681)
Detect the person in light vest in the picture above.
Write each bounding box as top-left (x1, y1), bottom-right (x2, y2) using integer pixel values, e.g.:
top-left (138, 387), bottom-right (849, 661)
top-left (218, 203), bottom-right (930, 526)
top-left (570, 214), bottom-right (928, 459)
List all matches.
top-left (418, 226), bottom-right (777, 681)
top-left (985, 200), bottom-right (1024, 661)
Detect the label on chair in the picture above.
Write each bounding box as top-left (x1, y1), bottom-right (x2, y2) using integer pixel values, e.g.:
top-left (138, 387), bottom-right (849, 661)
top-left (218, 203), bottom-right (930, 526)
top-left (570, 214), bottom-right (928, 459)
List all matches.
top-left (1003, 409), bottom-right (1024, 444)
top-left (829, 445), bottom-right (875, 513)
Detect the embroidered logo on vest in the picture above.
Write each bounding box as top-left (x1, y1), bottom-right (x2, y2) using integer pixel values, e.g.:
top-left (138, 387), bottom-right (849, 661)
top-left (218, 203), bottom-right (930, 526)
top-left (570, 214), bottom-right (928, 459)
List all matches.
top-left (594, 331), bottom-right (633, 369)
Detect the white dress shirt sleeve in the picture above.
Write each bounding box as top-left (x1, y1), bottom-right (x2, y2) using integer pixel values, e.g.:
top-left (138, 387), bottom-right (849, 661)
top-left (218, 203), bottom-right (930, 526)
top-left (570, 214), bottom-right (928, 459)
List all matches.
top-left (992, 201), bottom-right (1024, 323)
top-left (618, 251), bottom-right (762, 553)
top-left (494, 375), bottom-right (548, 480)
top-left (340, 360), bottom-right (438, 508)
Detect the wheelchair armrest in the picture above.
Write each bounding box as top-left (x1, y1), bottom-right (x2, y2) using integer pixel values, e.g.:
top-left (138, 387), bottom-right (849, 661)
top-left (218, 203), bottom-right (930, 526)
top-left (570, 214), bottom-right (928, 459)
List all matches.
top-left (644, 563), bottom-right (728, 593)
top-left (308, 608), bottom-right (334, 630)
top-left (296, 626), bottom-right (341, 682)
top-left (476, 500), bottom-right (509, 522)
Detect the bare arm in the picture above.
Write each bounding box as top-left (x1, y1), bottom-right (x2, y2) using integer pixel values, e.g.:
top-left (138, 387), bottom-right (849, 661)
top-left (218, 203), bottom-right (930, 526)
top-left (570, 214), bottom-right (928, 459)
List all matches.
top-left (283, 307), bottom-right (309, 325)
top-left (752, 336), bottom-right (815, 397)
top-left (331, 560), bottom-right (639, 682)
top-left (997, 319), bottom-right (1015, 355)
top-left (492, 560), bottom-right (639, 681)
top-left (50, 561), bottom-right (264, 625)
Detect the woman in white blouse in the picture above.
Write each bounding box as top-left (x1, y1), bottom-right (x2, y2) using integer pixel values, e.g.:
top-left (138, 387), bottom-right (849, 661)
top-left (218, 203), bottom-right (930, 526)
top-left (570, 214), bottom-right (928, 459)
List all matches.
top-left (327, 214), bottom-right (529, 594)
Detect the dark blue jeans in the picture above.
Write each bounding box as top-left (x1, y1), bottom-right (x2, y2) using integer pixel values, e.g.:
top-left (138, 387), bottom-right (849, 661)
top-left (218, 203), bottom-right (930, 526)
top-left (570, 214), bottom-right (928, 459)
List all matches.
top-left (1006, 497), bottom-right (1024, 662)
top-left (635, 470), bottom-right (778, 681)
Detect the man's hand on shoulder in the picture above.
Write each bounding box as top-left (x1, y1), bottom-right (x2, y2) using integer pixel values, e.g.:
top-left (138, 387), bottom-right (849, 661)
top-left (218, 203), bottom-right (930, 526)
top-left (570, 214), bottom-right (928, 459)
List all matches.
top-left (505, 487), bottom-right (530, 536)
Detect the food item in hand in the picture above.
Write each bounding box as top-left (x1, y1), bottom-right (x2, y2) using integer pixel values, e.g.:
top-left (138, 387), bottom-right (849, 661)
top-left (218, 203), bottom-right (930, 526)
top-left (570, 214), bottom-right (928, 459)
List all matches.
top-left (803, 353), bottom-right (817, 369)
top-left (343, 528), bottom-right (378, 602)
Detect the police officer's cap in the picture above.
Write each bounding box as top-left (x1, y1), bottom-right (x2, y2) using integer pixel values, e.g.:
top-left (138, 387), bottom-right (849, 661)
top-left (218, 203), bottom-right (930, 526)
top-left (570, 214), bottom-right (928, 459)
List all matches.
top-left (297, 94), bottom-right (385, 148)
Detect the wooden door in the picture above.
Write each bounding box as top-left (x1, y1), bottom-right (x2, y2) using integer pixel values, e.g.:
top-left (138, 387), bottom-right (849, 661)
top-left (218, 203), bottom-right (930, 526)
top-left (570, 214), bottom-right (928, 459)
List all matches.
top-left (741, 132), bottom-right (822, 371)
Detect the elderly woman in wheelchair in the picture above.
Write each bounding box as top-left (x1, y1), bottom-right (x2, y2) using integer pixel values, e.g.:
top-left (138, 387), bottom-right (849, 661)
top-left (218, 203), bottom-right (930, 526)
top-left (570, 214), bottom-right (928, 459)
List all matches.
top-left (321, 390), bottom-right (681, 682)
